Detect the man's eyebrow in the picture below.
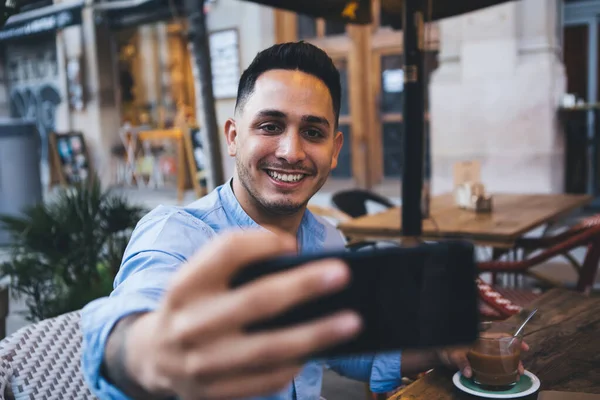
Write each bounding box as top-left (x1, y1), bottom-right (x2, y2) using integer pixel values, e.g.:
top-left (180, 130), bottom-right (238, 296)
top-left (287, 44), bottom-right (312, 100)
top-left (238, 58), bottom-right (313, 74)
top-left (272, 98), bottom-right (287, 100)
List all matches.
top-left (256, 109), bottom-right (331, 128)
top-left (256, 109), bottom-right (287, 119)
top-left (302, 115), bottom-right (331, 128)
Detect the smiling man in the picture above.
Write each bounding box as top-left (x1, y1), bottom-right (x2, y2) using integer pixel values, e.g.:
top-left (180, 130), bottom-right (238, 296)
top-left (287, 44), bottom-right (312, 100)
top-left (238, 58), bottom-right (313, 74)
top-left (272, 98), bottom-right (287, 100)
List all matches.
top-left (81, 42), bottom-right (517, 400)
top-left (224, 53), bottom-right (343, 238)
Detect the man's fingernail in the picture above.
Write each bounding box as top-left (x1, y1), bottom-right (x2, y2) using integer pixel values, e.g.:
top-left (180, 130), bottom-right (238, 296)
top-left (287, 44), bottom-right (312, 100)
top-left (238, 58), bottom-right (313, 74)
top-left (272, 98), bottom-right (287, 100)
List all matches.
top-left (322, 262), bottom-right (348, 288)
top-left (337, 313), bottom-right (362, 335)
top-left (463, 367), bottom-right (472, 378)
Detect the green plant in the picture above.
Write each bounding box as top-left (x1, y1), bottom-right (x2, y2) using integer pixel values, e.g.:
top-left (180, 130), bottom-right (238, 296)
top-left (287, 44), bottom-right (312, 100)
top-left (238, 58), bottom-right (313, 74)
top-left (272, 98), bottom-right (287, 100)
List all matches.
top-left (0, 178), bottom-right (147, 322)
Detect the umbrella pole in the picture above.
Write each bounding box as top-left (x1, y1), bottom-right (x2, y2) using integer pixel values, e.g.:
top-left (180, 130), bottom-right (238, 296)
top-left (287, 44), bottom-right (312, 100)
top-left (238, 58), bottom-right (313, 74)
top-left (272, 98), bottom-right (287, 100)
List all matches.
top-left (401, 0), bottom-right (425, 237)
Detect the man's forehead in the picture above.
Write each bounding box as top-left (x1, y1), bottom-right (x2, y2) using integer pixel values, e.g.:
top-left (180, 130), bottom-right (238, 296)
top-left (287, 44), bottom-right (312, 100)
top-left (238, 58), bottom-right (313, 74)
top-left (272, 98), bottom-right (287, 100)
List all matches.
top-left (243, 70), bottom-right (334, 119)
top-left (256, 69), bottom-right (326, 88)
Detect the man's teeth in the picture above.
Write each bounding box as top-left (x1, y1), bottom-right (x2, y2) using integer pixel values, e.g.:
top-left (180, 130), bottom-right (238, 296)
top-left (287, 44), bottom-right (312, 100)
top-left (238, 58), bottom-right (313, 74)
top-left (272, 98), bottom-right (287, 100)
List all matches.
top-left (267, 170), bottom-right (305, 182)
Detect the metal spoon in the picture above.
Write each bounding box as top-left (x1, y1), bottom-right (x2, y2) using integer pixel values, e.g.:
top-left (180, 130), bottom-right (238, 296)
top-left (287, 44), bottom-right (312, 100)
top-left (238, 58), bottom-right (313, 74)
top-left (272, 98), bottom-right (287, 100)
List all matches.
top-left (510, 308), bottom-right (537, 346)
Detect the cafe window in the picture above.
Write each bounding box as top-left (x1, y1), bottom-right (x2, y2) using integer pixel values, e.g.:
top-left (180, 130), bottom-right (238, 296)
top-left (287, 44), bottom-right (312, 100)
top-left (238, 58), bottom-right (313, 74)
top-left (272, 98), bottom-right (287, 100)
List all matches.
top-left (325, 20), bottom-right (347, 36)
top-left (297, 14), bottom-right (317, 40)
top-left (379, 2), bottom-right (398, 30)
top-left (380, 54), bottom-right (404, 114)
top-left (378, 51), bottom-right (437, 178)
top-left (331, 59), bottom-right (352, 178)
top-left (296, 16), bottom-right (347, 39)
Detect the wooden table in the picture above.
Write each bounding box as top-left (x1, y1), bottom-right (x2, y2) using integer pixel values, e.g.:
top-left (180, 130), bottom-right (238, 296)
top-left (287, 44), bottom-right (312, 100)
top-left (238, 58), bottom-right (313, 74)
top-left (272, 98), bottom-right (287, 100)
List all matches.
top-left (338, 193), bottom-right (592, 248)
top-left (388, 289), bottom-right (600, 399)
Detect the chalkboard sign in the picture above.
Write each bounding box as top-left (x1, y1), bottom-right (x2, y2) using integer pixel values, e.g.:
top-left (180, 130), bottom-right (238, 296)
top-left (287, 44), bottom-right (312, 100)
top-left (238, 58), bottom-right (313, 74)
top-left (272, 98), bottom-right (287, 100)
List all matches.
top-left (49, 131), bottom-right (92, 186)
top-left (183, 127), bottom-right (207, 193)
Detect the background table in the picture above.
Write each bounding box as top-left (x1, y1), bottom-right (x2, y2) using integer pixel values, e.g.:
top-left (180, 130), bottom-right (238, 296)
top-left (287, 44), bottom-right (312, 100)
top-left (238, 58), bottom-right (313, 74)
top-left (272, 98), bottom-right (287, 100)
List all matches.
top-left (339, 193), bottom-right (592, 248)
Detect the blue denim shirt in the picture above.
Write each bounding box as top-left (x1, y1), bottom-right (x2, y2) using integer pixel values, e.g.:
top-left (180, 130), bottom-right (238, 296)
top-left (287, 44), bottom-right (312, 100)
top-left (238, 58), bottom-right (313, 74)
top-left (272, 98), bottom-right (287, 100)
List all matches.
top-left (81, 179), bottom-right (402, 399)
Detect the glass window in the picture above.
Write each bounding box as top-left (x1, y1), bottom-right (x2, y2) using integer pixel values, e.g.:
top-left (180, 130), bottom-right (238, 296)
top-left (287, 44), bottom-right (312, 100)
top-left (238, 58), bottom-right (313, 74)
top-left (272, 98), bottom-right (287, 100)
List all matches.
top-left (380, 52), bottom-right (439, 113)
top-left (335, 59), bottom-right (350, 116)
top-left (330, 124), bottom-right (352, 178)
top-left (297, 14), bottom-right (317, 40)
top-left (325, 20), bottom-right (346, 36)
top-left (382, 122), bottom-right (403, 177)
top-left (380, 3), bottom-right (399, 29)
top-left (380, 54), bottom-right (404, 114)
top-left (382, 122), bottom-right (431, 178)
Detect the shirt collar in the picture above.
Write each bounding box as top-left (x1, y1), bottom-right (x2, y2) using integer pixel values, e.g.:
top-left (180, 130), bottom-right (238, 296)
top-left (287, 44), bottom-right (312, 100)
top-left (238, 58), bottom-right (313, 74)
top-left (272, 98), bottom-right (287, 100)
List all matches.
top-left (218, 178), bottom-right (325, 252)
top-left (219, 178), bottom-right (262, 231)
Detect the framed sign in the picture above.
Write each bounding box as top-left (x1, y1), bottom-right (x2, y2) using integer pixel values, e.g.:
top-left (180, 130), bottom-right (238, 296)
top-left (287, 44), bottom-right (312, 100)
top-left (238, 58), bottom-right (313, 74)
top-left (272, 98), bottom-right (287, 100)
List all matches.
top-left (49, 132), bottom-right (92, 187)
top-left (209, 28), bottom-right (240, 99)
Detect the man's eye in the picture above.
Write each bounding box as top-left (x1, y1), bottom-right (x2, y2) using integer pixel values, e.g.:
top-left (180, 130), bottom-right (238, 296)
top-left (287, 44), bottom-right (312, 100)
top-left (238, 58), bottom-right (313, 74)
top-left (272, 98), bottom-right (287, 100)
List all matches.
top-left (305, 129), bottom-right (323, 139)
top-left (260, 124), bottom-right (281, 133)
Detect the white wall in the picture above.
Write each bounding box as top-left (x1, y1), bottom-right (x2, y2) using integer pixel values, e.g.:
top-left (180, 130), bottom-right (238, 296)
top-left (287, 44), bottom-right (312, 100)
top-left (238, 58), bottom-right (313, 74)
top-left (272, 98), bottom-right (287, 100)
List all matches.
top-left (429, 0), bottom-right (566, 195)
top-left (196, 0), bottom-right (276, 182)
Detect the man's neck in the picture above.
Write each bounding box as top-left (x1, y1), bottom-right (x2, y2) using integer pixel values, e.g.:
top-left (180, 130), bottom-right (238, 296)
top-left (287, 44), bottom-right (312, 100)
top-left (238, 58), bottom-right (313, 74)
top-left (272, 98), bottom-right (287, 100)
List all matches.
top-left (231, 178), bottom-right (305, 238)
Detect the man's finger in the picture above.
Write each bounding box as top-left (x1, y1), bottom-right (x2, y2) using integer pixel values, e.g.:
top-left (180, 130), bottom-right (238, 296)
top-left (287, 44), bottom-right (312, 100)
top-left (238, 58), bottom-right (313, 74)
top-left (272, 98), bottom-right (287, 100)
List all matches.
top-left (169, 259), bottom-right (351, 343)
top-left (518, 362), bottom-right (525, 375)
top-left (450, 351), bottom-right (471, 378)
top-left (168, 230), bottom-right (296, 303)
top-left (182, 311), bottom-right (362, 378)
top-left (521, 341), bottom-right (530, 352)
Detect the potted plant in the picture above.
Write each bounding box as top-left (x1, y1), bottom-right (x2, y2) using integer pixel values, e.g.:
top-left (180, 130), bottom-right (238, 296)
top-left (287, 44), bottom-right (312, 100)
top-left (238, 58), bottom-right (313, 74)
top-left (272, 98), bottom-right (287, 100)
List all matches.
top-left (0, 178), bottom-right (146, 322)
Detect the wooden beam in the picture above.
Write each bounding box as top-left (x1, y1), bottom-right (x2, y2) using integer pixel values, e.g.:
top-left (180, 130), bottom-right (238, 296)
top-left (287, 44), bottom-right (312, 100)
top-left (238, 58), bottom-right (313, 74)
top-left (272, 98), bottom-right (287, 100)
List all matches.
top-left (347, 24), bottom-right (374, 189)
top-left (274, 9), bottom-right (297, 43)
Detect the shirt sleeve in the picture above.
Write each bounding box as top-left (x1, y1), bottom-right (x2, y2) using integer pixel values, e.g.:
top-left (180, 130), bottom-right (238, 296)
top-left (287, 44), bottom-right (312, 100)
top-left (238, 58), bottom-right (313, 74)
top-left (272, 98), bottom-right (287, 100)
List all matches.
top-left (80, 207), bottom-right (216, 399)
top-left (325, 352), bottom-right (402, 393)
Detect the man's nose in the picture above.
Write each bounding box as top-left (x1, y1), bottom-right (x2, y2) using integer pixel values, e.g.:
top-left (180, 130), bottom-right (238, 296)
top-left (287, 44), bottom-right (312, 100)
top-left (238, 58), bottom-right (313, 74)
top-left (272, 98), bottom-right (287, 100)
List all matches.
top-left (275, 131), bottom-right (306, 164)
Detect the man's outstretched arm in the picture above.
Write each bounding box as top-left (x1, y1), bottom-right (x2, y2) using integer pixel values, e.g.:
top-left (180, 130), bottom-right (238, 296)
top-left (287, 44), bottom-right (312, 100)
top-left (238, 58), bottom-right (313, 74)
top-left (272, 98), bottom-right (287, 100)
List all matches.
top-left (83, 226), bottom-right (363, 400)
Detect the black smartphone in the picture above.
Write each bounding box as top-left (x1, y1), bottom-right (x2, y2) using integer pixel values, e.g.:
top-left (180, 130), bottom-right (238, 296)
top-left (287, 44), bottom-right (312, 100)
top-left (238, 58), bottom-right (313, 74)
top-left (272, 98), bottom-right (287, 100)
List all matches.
top-left (230, 240), bottom-right (480, 358)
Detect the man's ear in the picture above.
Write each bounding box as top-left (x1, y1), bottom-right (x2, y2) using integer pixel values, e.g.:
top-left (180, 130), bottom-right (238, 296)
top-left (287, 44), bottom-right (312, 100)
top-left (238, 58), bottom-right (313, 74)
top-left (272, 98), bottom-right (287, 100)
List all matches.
top-left (330, 130), bottom-right (344, 170)
top-left (224, 118), bottom-right (238, 156)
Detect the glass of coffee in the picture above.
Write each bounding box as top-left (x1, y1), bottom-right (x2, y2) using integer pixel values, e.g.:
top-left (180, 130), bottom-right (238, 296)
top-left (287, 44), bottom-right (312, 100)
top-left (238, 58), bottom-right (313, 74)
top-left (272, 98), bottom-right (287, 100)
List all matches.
top-left (467, 331), bottom-right (522, 388)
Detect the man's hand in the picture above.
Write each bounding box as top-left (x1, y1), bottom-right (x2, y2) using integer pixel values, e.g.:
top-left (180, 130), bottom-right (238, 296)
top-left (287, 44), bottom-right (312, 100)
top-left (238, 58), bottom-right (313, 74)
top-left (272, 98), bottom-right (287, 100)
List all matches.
top-left (108, 230), bottom-right (362, 400)
top-left (437, 341), bottom-right (530, 378)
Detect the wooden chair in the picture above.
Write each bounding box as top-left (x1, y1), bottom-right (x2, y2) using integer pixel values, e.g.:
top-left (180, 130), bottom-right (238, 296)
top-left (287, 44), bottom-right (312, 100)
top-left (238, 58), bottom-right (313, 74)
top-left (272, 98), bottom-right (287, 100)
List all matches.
top-left (477, 221), bottom-right (600, 319)
top-left (509, 214), bottom-right (600, 286)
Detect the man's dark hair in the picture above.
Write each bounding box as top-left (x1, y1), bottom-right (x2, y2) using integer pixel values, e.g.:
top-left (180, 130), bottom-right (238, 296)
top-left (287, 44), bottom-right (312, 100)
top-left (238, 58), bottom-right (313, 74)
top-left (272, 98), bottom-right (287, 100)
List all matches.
top-left (235, 41), bottom-right (341, 127)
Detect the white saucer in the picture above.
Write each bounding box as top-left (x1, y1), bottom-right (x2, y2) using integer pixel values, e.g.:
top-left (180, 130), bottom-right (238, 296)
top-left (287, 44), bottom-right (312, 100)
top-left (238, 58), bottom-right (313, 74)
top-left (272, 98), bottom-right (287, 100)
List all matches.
top-left (452, 370), bottom-right (540, 399)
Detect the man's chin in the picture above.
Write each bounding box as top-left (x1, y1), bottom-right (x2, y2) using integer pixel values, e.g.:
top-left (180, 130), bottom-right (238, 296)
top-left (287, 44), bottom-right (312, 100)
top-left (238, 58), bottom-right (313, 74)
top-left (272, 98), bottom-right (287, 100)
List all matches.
top-left (260, 197), bottom-right (307, 215)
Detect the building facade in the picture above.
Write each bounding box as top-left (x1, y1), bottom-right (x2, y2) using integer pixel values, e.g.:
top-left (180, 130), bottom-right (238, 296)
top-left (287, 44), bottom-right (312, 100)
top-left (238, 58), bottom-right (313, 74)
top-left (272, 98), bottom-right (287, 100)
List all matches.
top-left (1, 0), bottom-right (592, 202)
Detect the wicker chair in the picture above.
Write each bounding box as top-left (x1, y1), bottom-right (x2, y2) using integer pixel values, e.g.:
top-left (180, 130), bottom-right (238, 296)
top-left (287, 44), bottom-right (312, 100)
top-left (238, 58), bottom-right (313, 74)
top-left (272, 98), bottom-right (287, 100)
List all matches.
top-left (0, 310), bottom-right (97, 400)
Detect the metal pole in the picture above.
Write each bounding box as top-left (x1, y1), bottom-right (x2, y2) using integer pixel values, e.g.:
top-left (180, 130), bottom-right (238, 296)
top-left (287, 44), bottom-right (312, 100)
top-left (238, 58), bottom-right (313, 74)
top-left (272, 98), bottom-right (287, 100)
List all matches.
top-left (185, 0), bottom-right (225, 190)
top-left (401, 0), bottom-right (425, 237)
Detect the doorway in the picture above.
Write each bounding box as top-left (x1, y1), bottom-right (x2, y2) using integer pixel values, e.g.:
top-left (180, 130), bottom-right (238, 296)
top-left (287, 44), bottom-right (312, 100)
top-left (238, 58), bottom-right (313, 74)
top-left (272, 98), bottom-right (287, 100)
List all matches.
top-left (564, 0), bottom-right (600, 203)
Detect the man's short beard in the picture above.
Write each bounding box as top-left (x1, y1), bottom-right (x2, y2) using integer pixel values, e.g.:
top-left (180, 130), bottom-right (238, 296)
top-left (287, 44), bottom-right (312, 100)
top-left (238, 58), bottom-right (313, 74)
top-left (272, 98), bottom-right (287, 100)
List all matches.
top-left (236, 157), bottom-right (307, 215)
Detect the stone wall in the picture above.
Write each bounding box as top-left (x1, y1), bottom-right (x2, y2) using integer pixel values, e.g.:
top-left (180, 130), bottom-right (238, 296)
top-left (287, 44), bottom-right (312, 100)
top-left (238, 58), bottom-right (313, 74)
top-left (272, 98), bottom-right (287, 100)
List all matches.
top-left (429, 0), bottom-right (566, 195)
